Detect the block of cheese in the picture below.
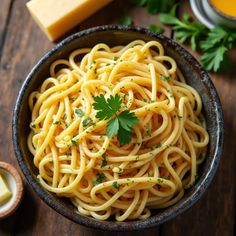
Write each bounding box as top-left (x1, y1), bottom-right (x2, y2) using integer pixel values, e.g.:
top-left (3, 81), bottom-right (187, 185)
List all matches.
top-left (0, 174), bottom-right (12, 204)
top-left (26, 0), bottom-right (112, 41)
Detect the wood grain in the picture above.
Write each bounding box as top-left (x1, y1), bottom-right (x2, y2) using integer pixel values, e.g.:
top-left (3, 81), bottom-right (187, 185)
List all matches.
top-left (0, 0), bottom-right (13, 58)
top-left (0, 0), bottom-right (235, 235)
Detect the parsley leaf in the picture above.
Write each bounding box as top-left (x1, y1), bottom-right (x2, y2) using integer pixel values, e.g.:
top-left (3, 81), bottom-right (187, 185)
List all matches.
top-left (93, 94), bottom-right (139, 144)
top-left (112, 181), bottom-right (120, 190)
top-left (75, 108), bottom-right (84, 117)
top-left (149, 24), bottom-right (164, 34)
top-left (159, 13), bottom-right (207, 51)
top-left (117, 125), bottom-right (133, 144)
top-left (94, 173), bottom-right (106, 185)
top-left (93, 94), bottom-right (122, 120)
top-left (118, 110), bottom-right (139, 131)
top-left (119, 14), bottom-right (132, 26)
top-left (106, 118), bottom-right (119, 138)
top-left (133, 0), bottom-right (175, 14)
top-left (82, 117), bottom-right (92, 127)
top-left (132, 0), bottom-right (147, 6)
top-left (200, 27), bottom-right (235, 72)
top-left (101, 153), bottom-right (107, 167)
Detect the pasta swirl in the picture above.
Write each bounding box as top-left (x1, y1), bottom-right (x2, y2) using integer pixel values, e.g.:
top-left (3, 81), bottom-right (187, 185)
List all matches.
top-left (28, 40), bottom-right (209, 221)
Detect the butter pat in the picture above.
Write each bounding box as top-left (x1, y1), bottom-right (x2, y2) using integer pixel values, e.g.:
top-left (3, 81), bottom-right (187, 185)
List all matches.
top-left (0, 174), bottom-right (12, 204)
top-left (26, 0), bottom-right (112, 41)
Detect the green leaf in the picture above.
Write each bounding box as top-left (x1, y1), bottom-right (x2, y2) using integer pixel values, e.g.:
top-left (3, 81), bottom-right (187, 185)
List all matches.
top-left (119, 14), bottom-right (132, 26)
top-left (94, 173), bottom-right (106, 185)
top-left (117, 125), bottom-right (133, 144)
top-left (149, 23), bottom-right (164, 33)
top-left (106, 118), bottom-right (119, 138)
top-left (147, 0), bottom-right (160, 14)
top-left (93, 94), bottom-right (122, 120)
top-left (201, 46), bottom-right (227, 72)
top-left (159, 13), bottom-right (180, 25)
top-left (112, 181), bottom-right (120, 190)
top-left (82, 117), bottom-right (92, 127)
top-left (132, 0), bottom-right (147, 6)
top-left (118, 110), bottom-right (139, 131)
top-left (101, 153), bottom-right (107, 167)
top-left (71, 139), bottom-right (77, 146)
top-left (75, 108), bottom-right (84, 117)
top-left (169, 3), bottom-right (178, 16)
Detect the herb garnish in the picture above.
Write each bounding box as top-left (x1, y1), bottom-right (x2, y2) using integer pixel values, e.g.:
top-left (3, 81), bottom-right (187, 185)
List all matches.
top-left (93, 94), bottom-right (139, 144)
top-left (159, 12), bottom-right (236, 72)
top-left (82, 117), bottom-right (92, 127)
top-left (75, 108), bottom-right (84, 117)
top-left (94, 173), bottom-right (106, 185)
top-left (112, 181), bottom-right (120, 190)
top-left (101, 153), bottom-right (107, 167)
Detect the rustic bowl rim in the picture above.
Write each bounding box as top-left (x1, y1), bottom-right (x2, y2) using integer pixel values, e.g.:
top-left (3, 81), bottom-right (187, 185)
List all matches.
top-left (12, 25), bottom-right (224, 232)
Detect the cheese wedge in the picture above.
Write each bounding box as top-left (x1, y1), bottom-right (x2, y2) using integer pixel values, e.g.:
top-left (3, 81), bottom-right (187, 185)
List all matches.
top-left (0, 174), bottom-right (12, 204)
top-left (26, 0), bottom-right (112, 41)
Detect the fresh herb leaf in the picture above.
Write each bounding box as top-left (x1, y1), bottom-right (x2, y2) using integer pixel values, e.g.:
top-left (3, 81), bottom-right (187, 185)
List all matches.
top-left (71, 139), bottom-right (77, 146)
top-left (53, 121), bottom-right (61, 125)
top-left (161, 75), bottom-right (170, 82)
top-left (112, 181), bottom-right (120, 190)
top-left (106, 118), bottom-right (119, 138)
top-left (132, 0), bottom-right (147, 6)
top-left (159, 13), bottom-right (207, 51)
top-left (93, 94), bottom-right (139, 144)
top-left (149, 23), bottom-right (164, 33)
top-left (31, 123), bottom-right (36, 128)
top-left (75, 108), bottom-right (84, 117)
top-left (200, 26), bottom-right (235, 72)
top-left (117, 125), bottom-right (133, 144)
top-left (93, 94), bottom-right (122, 120)
top-left (82, 117), bottom-right (92, 127)
top-left (118, 110), bottom-right (139, 131)
top-left (94, 173), bottom-right (106, 185)
top-left (101, 153), bottom-right (107, 167)
top-left (146, 127), bottom-right (151, 137)
top-left (119, 14), bottom-right (132, 26)
top-left (113, 56), bottom-right (119, 61)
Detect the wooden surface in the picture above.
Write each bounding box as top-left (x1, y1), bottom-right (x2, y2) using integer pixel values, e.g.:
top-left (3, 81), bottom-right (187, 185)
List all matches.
top-left (0, 1), bottom-right (235, 235)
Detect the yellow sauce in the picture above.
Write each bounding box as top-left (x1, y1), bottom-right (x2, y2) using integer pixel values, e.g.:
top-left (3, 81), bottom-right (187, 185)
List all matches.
top-left (210, 0), bottom-right (236, 17)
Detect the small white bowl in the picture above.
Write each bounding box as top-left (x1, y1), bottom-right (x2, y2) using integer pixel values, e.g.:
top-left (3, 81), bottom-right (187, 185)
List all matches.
top-left (202, 0), bottom-right (236, 28)
top-left (0, 162), bottom-right (24, 219)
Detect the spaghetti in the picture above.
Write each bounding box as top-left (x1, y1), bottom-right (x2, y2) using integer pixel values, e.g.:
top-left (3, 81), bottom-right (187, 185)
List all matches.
top-left (28, 40), bottom-right (209, 221)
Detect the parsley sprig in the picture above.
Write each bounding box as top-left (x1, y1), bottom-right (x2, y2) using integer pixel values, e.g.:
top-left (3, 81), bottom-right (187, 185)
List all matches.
top-left (93, 94), bottom-right (139, 144)
top-left (159, 13), bottom-right (207, 51)
top-left (133, 0), bottom-right (175, 14)
top-left (159, 13), bottom-right (236, 72)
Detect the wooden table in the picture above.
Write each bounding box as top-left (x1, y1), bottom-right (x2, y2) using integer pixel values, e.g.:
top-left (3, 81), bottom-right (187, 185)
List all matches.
top-left (0, 1), bottom-right (235, 235)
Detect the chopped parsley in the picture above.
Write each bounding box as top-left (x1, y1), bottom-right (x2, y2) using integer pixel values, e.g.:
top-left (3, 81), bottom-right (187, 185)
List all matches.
top-left (94, 173), bottom-right (106, 185)
top-left (71, 139), bottom-right (77, 146)
top-left (53, 121), bottom-right (61, 125)
top-left (101, 153), bottom-right (107, 167)
top-left (75, 108), bottom-right (84, 117)
top-left (112, 181), bottom-right (120, 190)
top-left (82, 117), bottom-right (92, 127)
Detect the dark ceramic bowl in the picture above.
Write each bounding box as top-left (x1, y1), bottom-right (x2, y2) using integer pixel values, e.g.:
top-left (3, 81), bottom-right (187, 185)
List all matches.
top-left (12, 25), bottom-right (223, 231)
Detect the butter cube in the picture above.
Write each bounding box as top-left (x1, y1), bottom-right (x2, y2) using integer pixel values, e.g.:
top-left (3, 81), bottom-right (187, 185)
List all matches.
top-left (26, 0), bottom-right (112, 41)
top-left (0, 174), bottom-right (12, 204)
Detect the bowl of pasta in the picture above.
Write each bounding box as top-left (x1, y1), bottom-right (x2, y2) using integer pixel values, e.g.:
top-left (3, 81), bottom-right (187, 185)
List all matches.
top-left (12, 25), bottom-right (223, 231)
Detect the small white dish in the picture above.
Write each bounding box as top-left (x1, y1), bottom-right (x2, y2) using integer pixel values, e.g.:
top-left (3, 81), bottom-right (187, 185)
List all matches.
top-left (0, 162), bottom-right (24, 219)
top-left (190, 0), bottom-right (215, 29)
